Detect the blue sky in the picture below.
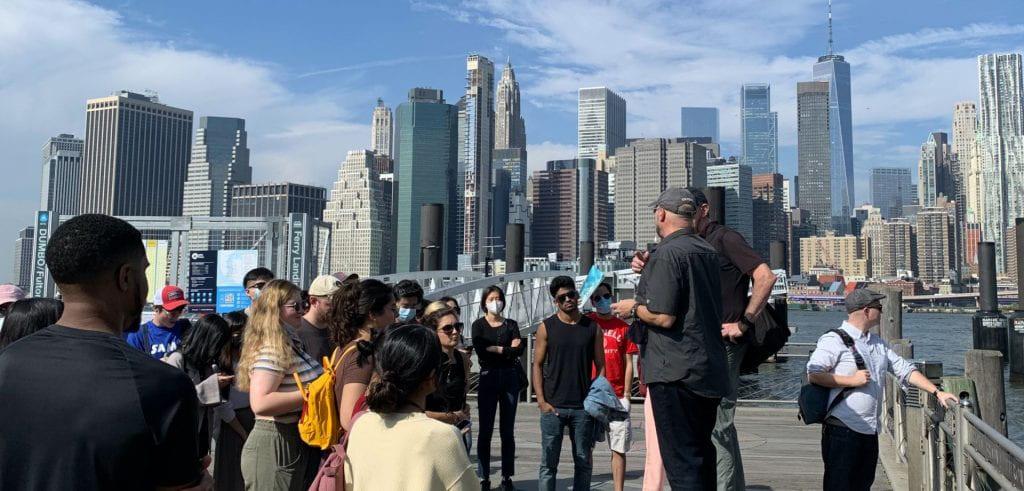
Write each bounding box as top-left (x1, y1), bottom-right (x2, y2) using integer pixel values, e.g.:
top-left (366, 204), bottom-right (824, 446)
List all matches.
top-left (2, 0), bottom-right (1024, 282)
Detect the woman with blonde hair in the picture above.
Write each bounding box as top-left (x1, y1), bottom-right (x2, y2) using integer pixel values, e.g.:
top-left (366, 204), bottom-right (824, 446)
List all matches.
top-left (422, 301), bottom-right (472, 450)
top-left (237, 279), bottom-right (323, 491)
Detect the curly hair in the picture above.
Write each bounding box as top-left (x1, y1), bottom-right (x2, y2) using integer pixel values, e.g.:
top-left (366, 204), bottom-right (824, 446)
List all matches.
top-left (328, 279), bottom-right (394, 367)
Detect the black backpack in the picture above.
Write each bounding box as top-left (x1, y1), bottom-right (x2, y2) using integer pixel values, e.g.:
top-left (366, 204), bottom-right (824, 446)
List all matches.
top-left (797, 328), bottom-right (867, 424)
top-left (739, 300), bottom-right (791, 374)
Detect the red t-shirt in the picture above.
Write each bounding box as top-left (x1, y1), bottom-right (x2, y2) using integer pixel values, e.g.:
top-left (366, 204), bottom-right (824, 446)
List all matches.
top-left (587, 313), bottom-right (639, 398)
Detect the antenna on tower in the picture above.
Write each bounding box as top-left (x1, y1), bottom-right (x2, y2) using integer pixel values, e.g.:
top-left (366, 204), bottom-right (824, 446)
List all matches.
top-left (827, 0), bottom-right (834, 56)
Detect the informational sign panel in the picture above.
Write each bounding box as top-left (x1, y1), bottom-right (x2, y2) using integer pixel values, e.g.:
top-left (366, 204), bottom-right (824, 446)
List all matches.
top-left (216, 250), bottom-right (258, 313)
top-left (187, 249), bottom-right (259, 314)
top-left (288, 213), bottom-right (309, 288)
top-left (188, 251), bottom-right (217, 314)
top-left (30, 211), bottom-right (56, 298)
top-left (144, 240), bottom-right (168, 293)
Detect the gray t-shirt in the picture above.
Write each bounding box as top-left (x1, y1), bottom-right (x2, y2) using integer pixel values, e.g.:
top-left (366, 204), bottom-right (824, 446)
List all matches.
top-left (635, 228), bottom-right (729, 398)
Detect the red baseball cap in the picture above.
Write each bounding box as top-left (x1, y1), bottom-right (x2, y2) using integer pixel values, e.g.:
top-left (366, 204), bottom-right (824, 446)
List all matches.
top-left (156, 285), bottom-right (189, 311)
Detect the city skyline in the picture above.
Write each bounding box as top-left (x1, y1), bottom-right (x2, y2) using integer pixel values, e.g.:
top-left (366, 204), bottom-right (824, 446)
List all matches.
top-left (3, 0), bottom-right (1024, 279)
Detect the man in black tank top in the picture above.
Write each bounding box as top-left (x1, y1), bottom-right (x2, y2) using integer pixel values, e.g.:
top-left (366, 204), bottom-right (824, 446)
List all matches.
top-left (532, 275), bottom-right (605, 491)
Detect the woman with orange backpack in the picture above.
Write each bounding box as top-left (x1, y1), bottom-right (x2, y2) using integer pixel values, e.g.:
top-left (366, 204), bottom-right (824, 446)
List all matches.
top-left (236, 280), bottom-right (323, 491)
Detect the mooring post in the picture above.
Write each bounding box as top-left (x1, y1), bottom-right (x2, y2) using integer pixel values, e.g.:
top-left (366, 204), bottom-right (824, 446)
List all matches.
top-left (964, 349), bottom-right (1007, 436)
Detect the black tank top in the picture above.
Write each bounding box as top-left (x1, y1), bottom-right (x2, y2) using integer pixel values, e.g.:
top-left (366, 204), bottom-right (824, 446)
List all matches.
top-left (542, 314), bottom-right (597, 409)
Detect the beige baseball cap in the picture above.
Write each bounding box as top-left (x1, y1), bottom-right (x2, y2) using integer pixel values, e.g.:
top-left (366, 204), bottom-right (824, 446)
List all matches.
top-left (308, 274), bottom-right (343, 297)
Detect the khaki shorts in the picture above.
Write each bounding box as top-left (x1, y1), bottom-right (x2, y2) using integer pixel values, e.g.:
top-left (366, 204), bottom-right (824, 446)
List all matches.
top-left (608, 397), bottom-right (632, 454)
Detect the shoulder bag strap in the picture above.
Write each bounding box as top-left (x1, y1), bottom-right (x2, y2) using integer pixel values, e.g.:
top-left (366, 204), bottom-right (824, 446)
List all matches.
top-left (824, 328), bottom-right (868, 416)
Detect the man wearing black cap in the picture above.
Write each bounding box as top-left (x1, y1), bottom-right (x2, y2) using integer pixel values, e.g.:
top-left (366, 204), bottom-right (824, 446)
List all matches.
top-left (631, 187), bottom-right (777, 490)
top-left (807, 289), bottom-right (957, 490)
top-left (612, 187), bottom-right (728, 490)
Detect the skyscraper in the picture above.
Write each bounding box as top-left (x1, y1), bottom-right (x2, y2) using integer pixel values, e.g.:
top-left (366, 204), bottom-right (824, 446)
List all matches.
top-left (977, 53), bottom-right (1024, 273)
top-left (812, 4), bottom-right (854, 234)
top-left (490, 168), bottom-right (511, 259)
top-left (680, 107), bottom-right (720, 143)
top-left (495, 60), bottom-right (526, 150)
top-left (325, 150), bottom-right (393, 276)
top-left (183, 117), bottom-right (252, 220)
top-left (799, 232), bottom-right (870, 278)
top-left (578, 87), bottom-right (627, 160)
top-left (953, 101), bottom-right (982, 223)
top-left (860, 209), bottom-right (915, 278)
top-left (459, 55), bottom-right (496, 266)
top-left (371, 98), bottom-right (393, 157)
top-left (80, 91), bottom-right (193, 216)
top-left (393, 88), bottom-right (459, 273)
top-left (40, 134), bottom-right (83, 216)
top-left (752, 173), bottom-right (787, 260)
top-left (614, 138), bottom-right (710, 246)
top-left (230, 183), bottom-right (326, 219)
top-left (918, 132), bottom-right (955, 208)
top-left (12, 226), bottom-right (34, 291)
top-left (530, 159), bottom-right (610, 259)
top-left (916, 200), bottom-right (957, 284)
top-left (494, 60), bottom-right (529, 259)
top-left (741, 84), bottom-right (779, 174)
top-left (707, 161), bottom-right (753, 242)
top-left (869, 167), bottom-right (913, 220)
top-left (797, 81), bottom-right (833, 233)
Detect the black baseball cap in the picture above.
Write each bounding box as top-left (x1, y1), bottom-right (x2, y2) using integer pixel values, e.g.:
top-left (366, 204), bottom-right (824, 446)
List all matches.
top-left (649, 187), bottom-right (698, 217)
top-left (686, 187), bottom-right (709, 208)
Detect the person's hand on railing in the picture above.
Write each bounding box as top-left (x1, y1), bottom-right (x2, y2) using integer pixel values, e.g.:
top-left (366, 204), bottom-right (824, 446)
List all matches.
top-left (934, 390), bottom-right (959, 408)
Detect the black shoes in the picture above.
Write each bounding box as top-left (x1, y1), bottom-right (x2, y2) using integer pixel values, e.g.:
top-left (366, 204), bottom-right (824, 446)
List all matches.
top-left (480, 480), bottom-right (490, 490)
top-left (500, 477), bottom-right (515, 490)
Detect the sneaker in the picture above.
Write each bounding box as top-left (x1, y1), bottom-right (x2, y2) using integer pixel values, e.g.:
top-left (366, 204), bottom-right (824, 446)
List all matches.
top-left (500, 477), bottom-right (515, 490)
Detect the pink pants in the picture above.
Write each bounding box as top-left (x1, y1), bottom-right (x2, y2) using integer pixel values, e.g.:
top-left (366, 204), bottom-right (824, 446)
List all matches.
top-left (642, 395), bottom-right (666, 491)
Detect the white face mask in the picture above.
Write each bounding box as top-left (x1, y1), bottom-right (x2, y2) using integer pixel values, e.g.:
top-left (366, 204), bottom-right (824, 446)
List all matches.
top-left (486, 300), bottom-right (505, 315)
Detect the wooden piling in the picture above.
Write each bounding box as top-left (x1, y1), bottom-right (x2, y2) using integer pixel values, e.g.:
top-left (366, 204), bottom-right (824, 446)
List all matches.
top-left (965, 349), bottom-right (1007, 436)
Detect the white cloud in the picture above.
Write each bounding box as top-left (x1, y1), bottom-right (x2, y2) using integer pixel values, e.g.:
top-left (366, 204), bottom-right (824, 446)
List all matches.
top-left (0, 0), bottom-right (374, 281)
top-left (527, 141), bottom-right (578, 173)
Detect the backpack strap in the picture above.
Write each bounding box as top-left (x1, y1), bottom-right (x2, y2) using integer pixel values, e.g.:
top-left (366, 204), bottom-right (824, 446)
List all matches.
top-left (823, 328), bottom-right (868, 417)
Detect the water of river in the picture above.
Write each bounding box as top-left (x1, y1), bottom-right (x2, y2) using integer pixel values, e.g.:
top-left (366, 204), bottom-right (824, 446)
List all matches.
top-left (739, 310), bottom-right (1024, 446)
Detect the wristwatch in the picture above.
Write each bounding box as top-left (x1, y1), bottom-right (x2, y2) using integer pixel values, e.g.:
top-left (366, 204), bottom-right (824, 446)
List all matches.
top-left (740, 314), bottom-right (756, 332)
top-left (629, 302), bottom-right (640, 319)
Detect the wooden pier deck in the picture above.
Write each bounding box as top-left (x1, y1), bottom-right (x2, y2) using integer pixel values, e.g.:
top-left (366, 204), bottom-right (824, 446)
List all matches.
top-left (478, 404), bottom-right (892, 490)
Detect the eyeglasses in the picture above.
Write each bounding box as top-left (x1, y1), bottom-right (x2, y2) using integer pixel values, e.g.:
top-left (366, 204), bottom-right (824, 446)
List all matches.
top-left (283, 302), bottom-right (307, 312)
top-left (591, 293), bottom-right (612, 302)
top-left (556, 290), bottom-right (580, 303)
top-left (438, 322), bottom-right (463, 335)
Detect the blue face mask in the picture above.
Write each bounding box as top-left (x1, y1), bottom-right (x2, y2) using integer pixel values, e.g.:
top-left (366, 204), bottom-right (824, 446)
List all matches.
top-left (595, 298), bottom-right (612, 314)
top-left (397, 307), bottom-right (416, 322)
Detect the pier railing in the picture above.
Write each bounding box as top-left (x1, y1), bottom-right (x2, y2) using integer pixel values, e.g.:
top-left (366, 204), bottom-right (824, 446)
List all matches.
top-left (882, 371), bottom-right (1024, 490)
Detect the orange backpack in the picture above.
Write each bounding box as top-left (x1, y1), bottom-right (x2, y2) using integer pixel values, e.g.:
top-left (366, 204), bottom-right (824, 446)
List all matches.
top-left (294, 345), bottom-right (356, 450)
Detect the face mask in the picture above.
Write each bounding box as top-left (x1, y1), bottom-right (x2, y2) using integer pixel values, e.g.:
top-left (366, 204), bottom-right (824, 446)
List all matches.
top-left (486, 300), bottom-right (505, 315)
top-left (251, 288), bottom-right (261, 299)
top-left (595, 298), bottom-right (612, 314)
top-left (397, 307), bottom-right (416, 322)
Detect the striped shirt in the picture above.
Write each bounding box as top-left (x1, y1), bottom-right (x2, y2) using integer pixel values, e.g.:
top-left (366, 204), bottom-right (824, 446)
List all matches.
top-left (252, 337), bottom-right (323, 423)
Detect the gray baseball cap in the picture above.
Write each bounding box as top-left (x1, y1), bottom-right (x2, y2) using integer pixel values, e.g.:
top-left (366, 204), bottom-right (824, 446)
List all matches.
top-left (649, 187), bottom-right (697, 217)
top-left (845, 289), bottom-right (886, 312)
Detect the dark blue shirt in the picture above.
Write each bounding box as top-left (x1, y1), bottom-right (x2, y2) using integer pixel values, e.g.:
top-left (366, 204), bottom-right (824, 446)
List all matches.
top-left (125, 319), bottom-right (190, 359)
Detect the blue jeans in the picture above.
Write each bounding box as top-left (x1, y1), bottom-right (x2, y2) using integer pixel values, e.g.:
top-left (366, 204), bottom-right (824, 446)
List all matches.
top-left (538, 408), bottom-right (595, 491)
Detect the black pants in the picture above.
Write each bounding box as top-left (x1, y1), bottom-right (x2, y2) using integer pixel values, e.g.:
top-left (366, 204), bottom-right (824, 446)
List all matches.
top-left (821, 423), bottom-right (879, 491)
top-left (477, 366), bottom-right (520, 479)
top-left (648, 381), bottom-right (721, 491)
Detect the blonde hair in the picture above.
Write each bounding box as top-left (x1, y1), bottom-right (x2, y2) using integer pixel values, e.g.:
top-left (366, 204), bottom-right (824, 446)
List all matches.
top-left (236, 279), bottom-right (302, 390)
top-left (422, 300), bottom-right (458, 329)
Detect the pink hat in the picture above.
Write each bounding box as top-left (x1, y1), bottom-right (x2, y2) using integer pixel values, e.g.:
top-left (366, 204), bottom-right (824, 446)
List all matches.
top-left (0, 284), bottom-right (26, 306)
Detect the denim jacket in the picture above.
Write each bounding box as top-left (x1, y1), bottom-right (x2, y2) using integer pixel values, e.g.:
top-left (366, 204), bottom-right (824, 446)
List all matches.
top-left (584, 376), bottom-right (629, 443)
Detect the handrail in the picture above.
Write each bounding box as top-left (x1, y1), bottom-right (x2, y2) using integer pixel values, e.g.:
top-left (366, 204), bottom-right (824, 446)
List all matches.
top-left (883, 372), bottom-right (1024, 490)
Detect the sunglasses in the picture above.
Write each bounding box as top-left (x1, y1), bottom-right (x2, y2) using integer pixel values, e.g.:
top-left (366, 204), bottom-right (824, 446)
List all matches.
top-left (591, 293), bottom-right (612, 302)
top-left (283, 302), bottom-right (307, 312)
top-left (246, 281), bottom-right (267, 291)
top-left (438, 322), bottom-right (464, 335)
top-left (866, 303), bottom-right (883, 312)
top-left (557, 291), bottom-right (580, 303)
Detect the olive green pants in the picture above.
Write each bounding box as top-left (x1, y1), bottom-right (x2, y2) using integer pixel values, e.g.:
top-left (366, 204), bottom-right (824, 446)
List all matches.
top-left (240, 419), bottom-right (320, 491)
